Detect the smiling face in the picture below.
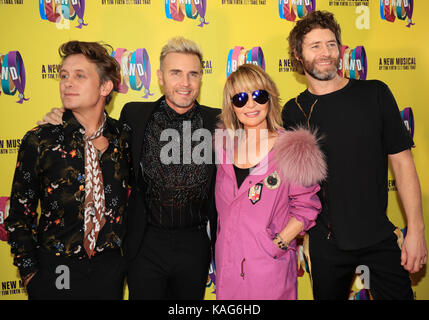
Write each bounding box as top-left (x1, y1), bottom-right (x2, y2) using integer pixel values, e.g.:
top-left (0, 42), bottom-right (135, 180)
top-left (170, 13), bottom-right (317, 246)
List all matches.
top-left (59, 54), bottom-right (112, 112)
top-left (299, 28), bottom-right (340, 81)
top-left (157, 52), bottom-right (202, 114)
top-left (232, 88), bottom-right (269, 131)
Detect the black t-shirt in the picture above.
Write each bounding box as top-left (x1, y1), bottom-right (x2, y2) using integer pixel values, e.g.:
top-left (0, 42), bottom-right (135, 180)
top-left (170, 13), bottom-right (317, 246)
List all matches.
top-left (233, 165), bottom-right (251, 189)
top-left (282, 79), bottom-right (414, 250)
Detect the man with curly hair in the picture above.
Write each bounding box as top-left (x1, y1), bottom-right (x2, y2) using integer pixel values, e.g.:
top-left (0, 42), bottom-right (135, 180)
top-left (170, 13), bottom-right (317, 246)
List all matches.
top-left (282, 10), bottom-right (427, 300)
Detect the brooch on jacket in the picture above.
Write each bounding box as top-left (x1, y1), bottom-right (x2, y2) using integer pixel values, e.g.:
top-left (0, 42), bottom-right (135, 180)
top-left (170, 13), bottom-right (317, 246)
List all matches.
top-left (248, 183), bottom-right (263, 205)
top-left (264, 171), bottom-right (281, 190)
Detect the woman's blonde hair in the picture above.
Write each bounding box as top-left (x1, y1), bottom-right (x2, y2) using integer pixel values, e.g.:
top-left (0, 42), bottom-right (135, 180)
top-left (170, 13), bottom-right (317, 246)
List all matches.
top-left (220, 64), bottom-right (282, 132)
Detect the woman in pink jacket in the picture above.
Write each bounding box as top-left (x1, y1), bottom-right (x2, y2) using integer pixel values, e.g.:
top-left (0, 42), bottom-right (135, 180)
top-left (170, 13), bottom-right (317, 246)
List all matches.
top-left (214, 64), bottom-right (327, 300)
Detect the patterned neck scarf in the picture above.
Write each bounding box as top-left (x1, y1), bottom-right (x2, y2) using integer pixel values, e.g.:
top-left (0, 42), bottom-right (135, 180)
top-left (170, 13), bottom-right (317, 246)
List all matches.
top-left (83, 114), bottom-right (107, 258)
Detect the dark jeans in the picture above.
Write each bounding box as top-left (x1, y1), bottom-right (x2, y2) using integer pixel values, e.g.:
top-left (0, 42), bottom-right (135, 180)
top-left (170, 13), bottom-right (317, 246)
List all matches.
top-left (309, 231), bottom-right (413, 300)
top-left (26, 249), bottom-right (126, 300)
top-left (127, 224), bottom-right (211, 300)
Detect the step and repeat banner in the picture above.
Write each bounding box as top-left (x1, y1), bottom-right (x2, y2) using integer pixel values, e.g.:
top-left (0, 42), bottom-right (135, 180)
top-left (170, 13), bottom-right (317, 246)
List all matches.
top-left (0, 0), bottom-right (427, 300)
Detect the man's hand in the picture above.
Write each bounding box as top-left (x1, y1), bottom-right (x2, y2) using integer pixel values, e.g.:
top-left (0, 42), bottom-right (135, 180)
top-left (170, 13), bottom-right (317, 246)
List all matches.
top-left (401, 230), bottom-right (428, 273)
top-left (389, 150), bottom-right (427, 274)
top-left (36, 107), bottom-right (65, 126)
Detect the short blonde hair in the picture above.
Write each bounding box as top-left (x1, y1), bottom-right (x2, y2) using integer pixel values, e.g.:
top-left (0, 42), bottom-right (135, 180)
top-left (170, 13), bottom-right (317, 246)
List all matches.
top-left (221, 64), bottom-right (283, 132)
top-left (160, 36), bottom-right (203, 70)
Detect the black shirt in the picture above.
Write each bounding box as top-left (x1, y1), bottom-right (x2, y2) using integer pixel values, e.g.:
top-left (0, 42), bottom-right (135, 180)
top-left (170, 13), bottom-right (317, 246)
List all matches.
top-left (233, 165), bottom-right (250, 189)
top-left (5, 110), bottom-right (131, 277)
top-left (140, 99), bottom-right (210, 229)
top-left (282, 79), bottom-right (414, 250)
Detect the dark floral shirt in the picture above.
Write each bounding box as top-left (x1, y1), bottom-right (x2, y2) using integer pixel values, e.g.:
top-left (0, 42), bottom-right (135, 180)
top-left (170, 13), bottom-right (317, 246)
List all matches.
top-left (5, 110), bottom-right (131, 277)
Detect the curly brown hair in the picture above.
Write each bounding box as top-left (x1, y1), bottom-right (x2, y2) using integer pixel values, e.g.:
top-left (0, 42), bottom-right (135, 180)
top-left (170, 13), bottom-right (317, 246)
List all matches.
top-left (59, 41), bottom-right (121, 105)
top-left (288, 10), bottom-right (342, 75)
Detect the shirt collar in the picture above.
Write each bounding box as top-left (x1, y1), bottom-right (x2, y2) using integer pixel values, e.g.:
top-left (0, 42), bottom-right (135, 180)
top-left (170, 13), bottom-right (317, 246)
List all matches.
top-left (62, 109), bottom-right (117, 137)
top-left (160, 98), bottom-right (199, 121)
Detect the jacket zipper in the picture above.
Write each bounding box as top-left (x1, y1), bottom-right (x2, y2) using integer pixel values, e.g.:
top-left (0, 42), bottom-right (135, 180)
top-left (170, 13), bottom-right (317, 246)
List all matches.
top-left (240, 258), bottom-right (246, 279)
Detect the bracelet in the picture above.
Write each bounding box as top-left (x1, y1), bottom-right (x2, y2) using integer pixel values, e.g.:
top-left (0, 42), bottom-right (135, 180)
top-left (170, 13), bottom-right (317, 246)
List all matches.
top-left (274, 233), bottom-right (289, 251)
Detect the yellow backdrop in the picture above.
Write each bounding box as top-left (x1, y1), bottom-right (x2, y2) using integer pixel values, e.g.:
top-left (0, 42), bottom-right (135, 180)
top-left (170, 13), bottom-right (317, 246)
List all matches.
top-left (0, 0), bottom-right (427, 300)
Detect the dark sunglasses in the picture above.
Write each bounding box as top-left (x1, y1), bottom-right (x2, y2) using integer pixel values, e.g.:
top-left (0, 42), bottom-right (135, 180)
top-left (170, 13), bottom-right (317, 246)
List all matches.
top-left (231, 90), bottom-right (270, 108)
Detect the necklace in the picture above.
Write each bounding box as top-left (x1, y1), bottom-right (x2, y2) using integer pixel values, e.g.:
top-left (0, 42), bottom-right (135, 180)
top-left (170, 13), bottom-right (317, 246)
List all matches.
top-left (294, 96), bottom-right (318, 129)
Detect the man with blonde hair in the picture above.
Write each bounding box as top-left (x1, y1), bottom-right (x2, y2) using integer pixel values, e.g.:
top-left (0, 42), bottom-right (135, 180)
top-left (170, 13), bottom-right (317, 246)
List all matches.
top-left (39, 37), bottom-right (220, 300)
top-left (120, 37), bottom-right (219, 300)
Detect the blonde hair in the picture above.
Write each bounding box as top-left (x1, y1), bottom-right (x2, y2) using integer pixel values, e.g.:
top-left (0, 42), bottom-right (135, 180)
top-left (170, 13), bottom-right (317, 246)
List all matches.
top-left (160, 36), bottom-right (203, 70)
top-left (221, 64), bottom-right (283, 132)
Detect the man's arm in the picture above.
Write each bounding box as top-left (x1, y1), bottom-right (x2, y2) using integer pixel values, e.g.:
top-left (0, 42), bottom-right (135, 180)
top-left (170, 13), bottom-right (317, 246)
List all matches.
top-left (389, 149), bottom-right (427, 273)
top-left (5, 130), bottom-right (42, 284)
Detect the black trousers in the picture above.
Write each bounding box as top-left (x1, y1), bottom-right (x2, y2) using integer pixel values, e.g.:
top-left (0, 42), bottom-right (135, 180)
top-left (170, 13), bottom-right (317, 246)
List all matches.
top-left (127, 224), bottom-right (211, 300)
top-left (26, 249), bottom-right (126, 300)
top-left (308, 231), bottom-right (413, 300)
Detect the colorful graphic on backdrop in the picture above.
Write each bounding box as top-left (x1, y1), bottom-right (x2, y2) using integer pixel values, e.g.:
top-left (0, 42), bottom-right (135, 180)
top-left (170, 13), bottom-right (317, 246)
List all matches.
top-left (226, 46), bottom-right (265, 78)
top-left (401, 107), bottom-right (414, 139)
top-left (380, 0), bottom-right (414, 27)
top-left (206, 257), bottom-right (216, 294)
top-left (278, 0), bottom-right (316, 21)
top-left (39, 0), bottom-right (88, 28)
top-left (111, 48), bottom-right (153, 99)
top-left (0, 197), bottom-right (10, 242)
top-left (337, 45), bottom-right (367, 80)
top-left (165, 0), bottom-right (208, 27)
top-left (297, 239), bottom-right (309, 277)
top-left (1, 51), bottom-right (29, 104)
top-left (349, 289), bottom-right (371, 300)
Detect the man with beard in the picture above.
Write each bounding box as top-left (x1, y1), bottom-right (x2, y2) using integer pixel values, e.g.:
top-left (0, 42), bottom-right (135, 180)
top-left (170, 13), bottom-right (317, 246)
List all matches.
top-left (282, 11), bottom-right (427, 300)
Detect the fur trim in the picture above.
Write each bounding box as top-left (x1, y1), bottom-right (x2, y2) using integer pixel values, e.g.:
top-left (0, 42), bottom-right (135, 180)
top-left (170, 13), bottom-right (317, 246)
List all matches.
top-left (274, 127), bottom-right (327, 187)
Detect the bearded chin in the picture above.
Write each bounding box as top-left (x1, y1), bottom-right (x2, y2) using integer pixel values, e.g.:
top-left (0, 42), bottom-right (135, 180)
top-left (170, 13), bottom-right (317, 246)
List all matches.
top-left (309, 68), bottom-right (337, 81)
top-left (304, 58), bottom-right (340, 81)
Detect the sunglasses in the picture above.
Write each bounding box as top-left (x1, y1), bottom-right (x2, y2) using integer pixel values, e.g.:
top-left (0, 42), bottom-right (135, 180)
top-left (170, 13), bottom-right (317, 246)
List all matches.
top-left (231, 90), bottom-right (270, 108)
